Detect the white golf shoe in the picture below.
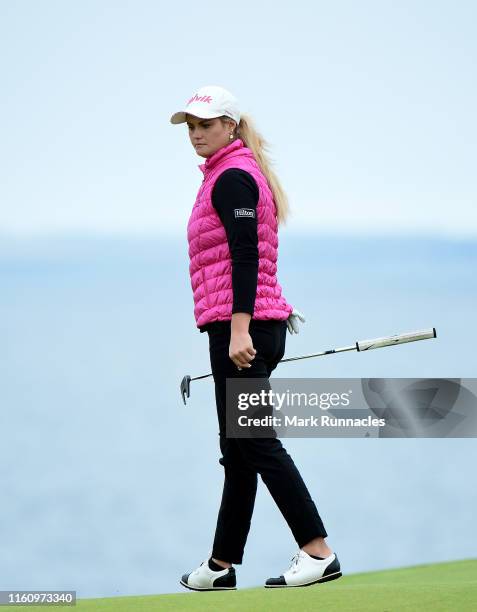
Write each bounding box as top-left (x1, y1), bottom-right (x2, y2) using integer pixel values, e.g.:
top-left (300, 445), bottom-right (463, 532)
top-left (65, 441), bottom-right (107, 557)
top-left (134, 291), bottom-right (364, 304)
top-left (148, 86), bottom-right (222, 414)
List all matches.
top-left (180, 557), bottom-right (237, 591)
top-left (265, 549), bottom-right (342, 588)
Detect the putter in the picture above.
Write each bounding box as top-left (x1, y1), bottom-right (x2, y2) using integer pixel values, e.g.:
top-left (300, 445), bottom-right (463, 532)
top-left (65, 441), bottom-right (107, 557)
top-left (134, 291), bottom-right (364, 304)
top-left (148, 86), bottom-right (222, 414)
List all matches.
top-left (179, 327), bottom-right (437, 404)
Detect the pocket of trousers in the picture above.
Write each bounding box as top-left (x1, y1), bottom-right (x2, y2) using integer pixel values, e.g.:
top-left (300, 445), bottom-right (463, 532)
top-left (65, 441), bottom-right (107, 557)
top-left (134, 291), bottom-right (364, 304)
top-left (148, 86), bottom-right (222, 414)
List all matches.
top-left (274, 320), bottom-right (287, 365)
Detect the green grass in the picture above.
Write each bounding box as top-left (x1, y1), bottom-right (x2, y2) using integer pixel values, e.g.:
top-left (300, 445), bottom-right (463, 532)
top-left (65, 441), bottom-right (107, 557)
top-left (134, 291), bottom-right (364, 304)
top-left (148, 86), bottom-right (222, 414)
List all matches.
top-left (4, 558), bottom-right (476, 611)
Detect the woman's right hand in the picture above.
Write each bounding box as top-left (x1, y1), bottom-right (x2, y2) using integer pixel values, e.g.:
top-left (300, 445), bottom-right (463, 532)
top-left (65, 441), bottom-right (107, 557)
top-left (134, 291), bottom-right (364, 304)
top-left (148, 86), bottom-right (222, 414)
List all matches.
top-left (229, 331), bottom-right (257, 370)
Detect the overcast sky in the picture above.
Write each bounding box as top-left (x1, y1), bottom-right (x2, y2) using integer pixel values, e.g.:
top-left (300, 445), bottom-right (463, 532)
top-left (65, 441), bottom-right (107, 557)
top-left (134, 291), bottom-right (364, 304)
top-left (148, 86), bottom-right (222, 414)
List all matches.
top-left (1, 0), bottom-right (476, 238)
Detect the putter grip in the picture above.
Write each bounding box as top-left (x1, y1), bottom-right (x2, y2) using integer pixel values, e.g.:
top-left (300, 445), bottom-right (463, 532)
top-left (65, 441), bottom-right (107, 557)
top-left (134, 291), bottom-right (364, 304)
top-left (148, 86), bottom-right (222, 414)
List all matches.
top-left (356, 327), bottom-right (436, 351)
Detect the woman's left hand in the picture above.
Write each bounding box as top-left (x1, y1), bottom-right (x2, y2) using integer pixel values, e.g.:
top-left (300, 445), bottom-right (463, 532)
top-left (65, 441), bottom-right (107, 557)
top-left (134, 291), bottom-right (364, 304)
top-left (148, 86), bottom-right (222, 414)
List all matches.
top-left (229, 331), bottom-right (257, 370)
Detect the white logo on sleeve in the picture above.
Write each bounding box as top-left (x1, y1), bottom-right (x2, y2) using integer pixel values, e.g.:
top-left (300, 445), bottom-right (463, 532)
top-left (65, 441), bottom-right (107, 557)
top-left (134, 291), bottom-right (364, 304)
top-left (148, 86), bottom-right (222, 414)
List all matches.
top-left (234, 208), bottom-right (256, 219)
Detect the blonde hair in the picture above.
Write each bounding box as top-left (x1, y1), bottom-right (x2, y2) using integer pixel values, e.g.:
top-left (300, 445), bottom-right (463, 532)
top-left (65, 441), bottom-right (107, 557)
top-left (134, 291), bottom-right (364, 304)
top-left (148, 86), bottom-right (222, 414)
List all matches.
top-left (219, 114), bottom-right (291, 226)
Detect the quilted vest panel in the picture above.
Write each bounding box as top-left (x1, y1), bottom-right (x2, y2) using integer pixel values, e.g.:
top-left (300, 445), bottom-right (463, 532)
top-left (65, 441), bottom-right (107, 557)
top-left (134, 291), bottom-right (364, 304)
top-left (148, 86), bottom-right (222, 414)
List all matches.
top-left (187, 138), bottom-right (293, 328)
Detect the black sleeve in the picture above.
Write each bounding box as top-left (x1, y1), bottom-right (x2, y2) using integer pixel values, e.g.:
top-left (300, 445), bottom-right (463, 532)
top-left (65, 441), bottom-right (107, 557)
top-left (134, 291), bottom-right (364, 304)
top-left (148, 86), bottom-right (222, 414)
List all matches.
top-left (211, 168), bottom-right (259, 315)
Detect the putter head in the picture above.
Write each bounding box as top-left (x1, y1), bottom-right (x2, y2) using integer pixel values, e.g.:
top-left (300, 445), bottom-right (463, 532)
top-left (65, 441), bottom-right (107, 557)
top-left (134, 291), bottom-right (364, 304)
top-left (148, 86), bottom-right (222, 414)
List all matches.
top-left (180, 375), bottom-right (191, 405)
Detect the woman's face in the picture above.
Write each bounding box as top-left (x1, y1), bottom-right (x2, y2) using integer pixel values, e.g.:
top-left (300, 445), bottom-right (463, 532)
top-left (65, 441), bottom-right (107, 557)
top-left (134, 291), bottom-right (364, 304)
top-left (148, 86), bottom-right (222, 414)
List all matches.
top-left (186, 114), bottom-right (236, 158)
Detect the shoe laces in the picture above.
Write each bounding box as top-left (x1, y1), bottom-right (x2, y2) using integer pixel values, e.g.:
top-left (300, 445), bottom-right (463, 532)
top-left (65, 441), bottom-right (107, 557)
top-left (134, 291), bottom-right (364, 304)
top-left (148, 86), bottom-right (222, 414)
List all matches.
top-left (289, 550), bottom-right (303, 572)
top-left (190, 559), bottom-right (206, 578)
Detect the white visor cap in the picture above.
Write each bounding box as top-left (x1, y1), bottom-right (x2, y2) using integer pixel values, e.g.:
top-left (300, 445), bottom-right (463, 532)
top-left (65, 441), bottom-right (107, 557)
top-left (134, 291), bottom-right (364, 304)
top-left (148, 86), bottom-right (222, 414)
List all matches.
top-left (170, 85), bottom-right (241, 125)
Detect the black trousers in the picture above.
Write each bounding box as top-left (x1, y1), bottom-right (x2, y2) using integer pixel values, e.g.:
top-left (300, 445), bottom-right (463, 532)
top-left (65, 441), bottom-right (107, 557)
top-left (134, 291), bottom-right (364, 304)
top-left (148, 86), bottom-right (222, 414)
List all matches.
top-left (207, 318), bottom-right (328, 565)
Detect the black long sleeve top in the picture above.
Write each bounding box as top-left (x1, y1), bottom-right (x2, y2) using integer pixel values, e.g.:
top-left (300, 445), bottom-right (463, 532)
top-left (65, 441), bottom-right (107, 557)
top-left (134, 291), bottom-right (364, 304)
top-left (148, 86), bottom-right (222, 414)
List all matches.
top-left (198, 168), bottom-right (259, 333)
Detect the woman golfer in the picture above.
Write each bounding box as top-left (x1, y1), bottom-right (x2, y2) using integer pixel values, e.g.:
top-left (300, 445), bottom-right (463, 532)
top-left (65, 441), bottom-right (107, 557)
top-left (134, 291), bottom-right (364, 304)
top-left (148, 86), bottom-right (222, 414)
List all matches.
top-left (170, 85), bottom-right (341, 590)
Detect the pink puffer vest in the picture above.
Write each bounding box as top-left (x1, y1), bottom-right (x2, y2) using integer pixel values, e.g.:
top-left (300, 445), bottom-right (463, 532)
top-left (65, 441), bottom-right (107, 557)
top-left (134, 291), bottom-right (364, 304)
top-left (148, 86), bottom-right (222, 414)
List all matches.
top-left (187, 138), bottom-right (293, 328)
